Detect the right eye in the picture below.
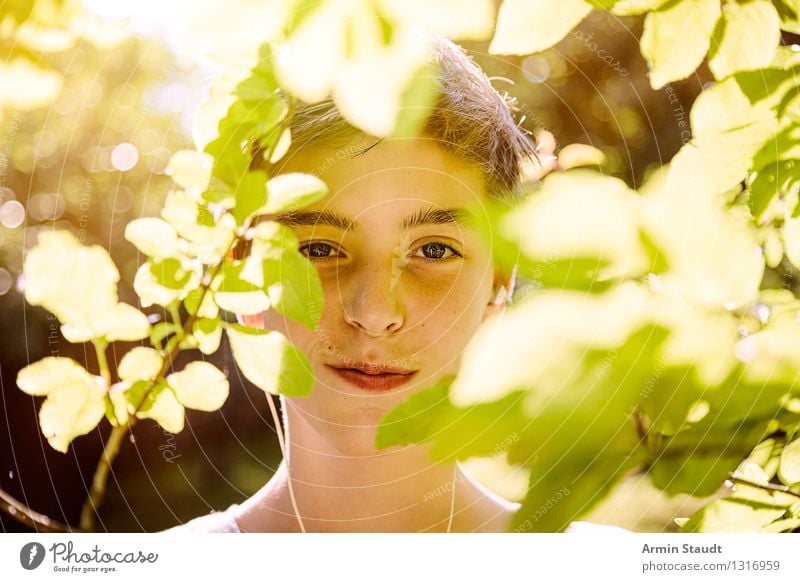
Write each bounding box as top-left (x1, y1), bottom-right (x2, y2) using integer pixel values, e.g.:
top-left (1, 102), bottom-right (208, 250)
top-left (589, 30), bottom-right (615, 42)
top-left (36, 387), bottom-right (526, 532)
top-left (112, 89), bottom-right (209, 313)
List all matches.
top-left (299, 241), bottom-right (342, 260)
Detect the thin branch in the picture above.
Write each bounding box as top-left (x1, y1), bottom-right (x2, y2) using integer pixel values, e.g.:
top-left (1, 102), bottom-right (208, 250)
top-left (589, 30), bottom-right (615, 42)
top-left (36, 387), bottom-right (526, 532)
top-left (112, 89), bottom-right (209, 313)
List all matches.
top-left (728, 473), bottom-right (800, 500)
top-left (0, 487), bottom-right (80, 532)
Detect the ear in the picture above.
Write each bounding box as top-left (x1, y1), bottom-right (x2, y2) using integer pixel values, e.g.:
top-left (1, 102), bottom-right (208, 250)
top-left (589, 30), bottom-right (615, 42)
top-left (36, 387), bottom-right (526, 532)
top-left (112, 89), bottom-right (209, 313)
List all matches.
top-left (237, 311), bottom-right (266, 328)
top-left (483, 268), bottom-right (516, 321)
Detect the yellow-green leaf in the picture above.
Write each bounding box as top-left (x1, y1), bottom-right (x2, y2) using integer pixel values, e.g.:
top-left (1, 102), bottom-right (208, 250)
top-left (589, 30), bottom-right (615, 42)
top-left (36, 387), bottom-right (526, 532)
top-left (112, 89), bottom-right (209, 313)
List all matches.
top-left (17, 358), bottom-right (106, 452)
top-left (17, 357), bottom-right (100, 397)
top-left (166, 150), bottom-right (214, 194)
top-left (23, 230), bottom-right (121, 342)
top-left (640, 0), bottom-right (721, 89)
top-left (135, 384), bottom-right (185, 433)
top-left (125, 218), bottom-right (183, 259)
top-left (778, 438), bottom-right (800, 485)
top-left (708, 0), bottom-right (781, 80)
top-left (379, 0), bottom-right (495, 40)
top-left (118, 347), bottom-right (163, 382)
top-left (489, 0), bottom-right (593, 55)
top-left (227, 325), bottom-right (314, 396)
top-left (103, 303), bottom-right (151, 342)
top-left (39, 382), bottom-right (107, 453)
top-left (167, 361), bottom-right (229, 412)
top-left (264, 172), bottom-right (328, 214)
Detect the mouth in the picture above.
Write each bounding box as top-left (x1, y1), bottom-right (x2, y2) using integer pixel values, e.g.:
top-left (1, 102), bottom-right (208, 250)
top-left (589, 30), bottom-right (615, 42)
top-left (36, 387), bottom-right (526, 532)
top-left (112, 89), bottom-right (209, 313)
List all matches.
top-left (326, 364), bottom-right (418, 392)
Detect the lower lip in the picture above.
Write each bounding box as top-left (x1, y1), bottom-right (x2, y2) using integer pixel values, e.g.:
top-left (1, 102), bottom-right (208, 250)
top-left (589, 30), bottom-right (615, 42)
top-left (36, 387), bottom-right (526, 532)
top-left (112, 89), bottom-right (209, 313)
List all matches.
top-left (327, 366), bottom-right (417, 391)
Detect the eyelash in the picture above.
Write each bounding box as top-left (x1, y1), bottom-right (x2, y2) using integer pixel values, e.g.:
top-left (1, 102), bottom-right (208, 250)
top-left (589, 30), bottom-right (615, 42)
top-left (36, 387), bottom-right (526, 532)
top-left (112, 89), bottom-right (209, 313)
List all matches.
top-left (297, 241), bottom-right (463, 262)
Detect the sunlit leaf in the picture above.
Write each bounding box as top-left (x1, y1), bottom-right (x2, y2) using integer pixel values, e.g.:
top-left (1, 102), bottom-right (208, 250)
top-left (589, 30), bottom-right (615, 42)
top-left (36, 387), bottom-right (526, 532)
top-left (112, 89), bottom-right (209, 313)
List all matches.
top-left (227, 324), bottom-right (313, 396)
top-left (274, 1), bottom-right (346, 103)
top-left (166, 150), bottom-right (214, 195)
top-left (132, 381), bottom-right (185, 433)
top-left (333, 33), bottom-right (432, 137)
top-left (125, 218), bottom-right (183, 259)
top-left (489, 0), bottom-right (593, 55)
top-left (708, 0), bottom-right (781, 80)
top-left (640, 0), bottom-right (721, 89)
top-left (18, 358), bottom-right (106, 453)
top-left (23, 230), bottom-right (124, 342)
top-left (379, 0), bottom-right (495, 40)
top-left (118, 347), bottom-right (163, 382)
top-left (263, 172), bottom-right (328, 214)
top-left (680, 498), bottom-right (787, 532)
top-left (610, 0), bottom-right (670, 16)
top-left (263, 250), bottom-right (324, 330)
top-left (167, 361), bottom-right (229, 412)
top-left (778, 438), bottom-right (800, 485)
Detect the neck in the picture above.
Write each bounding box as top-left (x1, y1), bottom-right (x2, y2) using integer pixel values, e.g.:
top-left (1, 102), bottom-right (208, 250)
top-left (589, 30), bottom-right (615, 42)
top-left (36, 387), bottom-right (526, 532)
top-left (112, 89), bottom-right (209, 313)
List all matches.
top-left (239, 398), bottom-right (470, 532)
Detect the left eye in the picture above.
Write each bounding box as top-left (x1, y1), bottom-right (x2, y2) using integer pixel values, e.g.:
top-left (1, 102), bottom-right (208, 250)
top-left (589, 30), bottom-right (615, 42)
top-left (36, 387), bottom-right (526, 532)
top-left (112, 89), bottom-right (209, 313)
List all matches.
top-left (413, 242), bottom-right (459, 260)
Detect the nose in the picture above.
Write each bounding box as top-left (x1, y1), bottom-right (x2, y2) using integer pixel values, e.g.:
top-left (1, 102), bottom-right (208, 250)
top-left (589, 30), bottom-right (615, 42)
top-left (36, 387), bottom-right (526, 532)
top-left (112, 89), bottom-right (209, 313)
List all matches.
top-left (342, 260), bottom-right (405, 336)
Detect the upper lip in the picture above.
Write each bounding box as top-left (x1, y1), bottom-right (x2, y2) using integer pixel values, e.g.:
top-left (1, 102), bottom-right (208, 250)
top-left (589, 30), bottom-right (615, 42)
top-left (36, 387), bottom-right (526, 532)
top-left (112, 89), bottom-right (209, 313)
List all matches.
top-left (327, 362), bottom-right (416, 375)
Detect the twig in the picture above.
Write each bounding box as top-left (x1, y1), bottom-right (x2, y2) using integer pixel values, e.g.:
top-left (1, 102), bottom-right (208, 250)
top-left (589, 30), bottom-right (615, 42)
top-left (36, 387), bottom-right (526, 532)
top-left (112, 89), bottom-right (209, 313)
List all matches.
top-left (0, 487), bottom-right (80, 532)
top-left (728, 473), bottom-right (800, 500)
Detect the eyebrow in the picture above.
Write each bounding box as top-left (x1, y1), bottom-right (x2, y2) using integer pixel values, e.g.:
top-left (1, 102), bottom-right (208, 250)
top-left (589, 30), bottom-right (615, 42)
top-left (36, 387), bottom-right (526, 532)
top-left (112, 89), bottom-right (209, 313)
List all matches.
top-left (277, 207), bottom-right (473, 231)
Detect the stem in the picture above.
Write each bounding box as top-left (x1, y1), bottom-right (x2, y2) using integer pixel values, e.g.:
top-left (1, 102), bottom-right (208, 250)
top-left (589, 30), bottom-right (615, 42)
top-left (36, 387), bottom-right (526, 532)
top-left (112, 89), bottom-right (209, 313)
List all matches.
top-left (79, 423), bottom-right (132, 531)
top-left (92, 338), bottom-right (111, 388)
top-left (265, 393), bottom-right (306, 533)
top-left (728, 473), bottom-right (800, 500)
top-left (0, 487), bottom-right (78, 532)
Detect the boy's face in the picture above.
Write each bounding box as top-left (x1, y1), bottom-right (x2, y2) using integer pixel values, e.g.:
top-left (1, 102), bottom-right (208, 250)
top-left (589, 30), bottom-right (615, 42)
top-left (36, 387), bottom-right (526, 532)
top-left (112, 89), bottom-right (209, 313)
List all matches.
top-left (244, 134), bottom-right (507, 455)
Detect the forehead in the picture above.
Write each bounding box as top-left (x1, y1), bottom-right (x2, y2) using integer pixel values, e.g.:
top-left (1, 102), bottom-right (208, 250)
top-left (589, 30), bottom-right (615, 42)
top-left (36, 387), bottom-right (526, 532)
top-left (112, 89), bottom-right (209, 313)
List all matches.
top-left (277, 134), bottom-right (487, 219)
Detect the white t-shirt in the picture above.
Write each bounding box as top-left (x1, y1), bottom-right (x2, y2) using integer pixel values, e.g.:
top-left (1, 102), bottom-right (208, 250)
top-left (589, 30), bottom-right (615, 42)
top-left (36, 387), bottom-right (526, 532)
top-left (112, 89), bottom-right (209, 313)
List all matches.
top-left (162, 503), bottom-right (630, 534)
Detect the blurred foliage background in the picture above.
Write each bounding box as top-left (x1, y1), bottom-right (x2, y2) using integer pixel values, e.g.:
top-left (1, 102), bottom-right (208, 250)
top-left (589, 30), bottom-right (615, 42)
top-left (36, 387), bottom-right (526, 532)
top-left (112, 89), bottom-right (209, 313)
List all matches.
top-left (1, 1), bottom-right (795, 532)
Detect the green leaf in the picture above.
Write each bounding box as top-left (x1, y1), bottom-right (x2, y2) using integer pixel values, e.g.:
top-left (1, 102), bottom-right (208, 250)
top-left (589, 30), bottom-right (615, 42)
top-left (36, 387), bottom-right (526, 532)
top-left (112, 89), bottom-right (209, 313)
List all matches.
top-left (391, 61), bottom-right (440, 139)
top-left (118, 347), bottom-right (163, 382)
top-left (263, 250), bottom-right (324, 330)
top-left (640, 0), bottom-right (721, 89)
top-left (23, 230), bottom-right (121, 342)
top-left (749, 159), bottom-right (800, 220)
top-left (213, 258), bottom-right (271, 315)
top-left (134, 257), bottom-right (201, 308)
top-left (274, 1), bottom-right (346, 103)
top-left (610, 0), bottom-right (671, 15)
top-left (650, 421), bottom-right (770, 496)
top-left (17, 357), bottom-right (102, 397)
top-left (39, 382), bottom-right (107, 453)
top-left (17, 357), bottom-right (106, 453)
top-left (375, 377), bottom-right (453, 449)
top-left (166, 150), bottom-right (213, 194)
top-left (784, 212), bottom-right (800, 270)
top-left (167, 361), bottom-right (229, 412)
top-left (680, 498), bottom-right (787, 532)
top-left (227, 324), bottom-right (314, 396)
top-left (778, 438), bottom-right (800, 485)
top-left (476, 171), bottom-right (646, 292)
top-left (760, 518), bottom-right (800, 532)
top-left (129, 381), bottom-right (185, 433)
top-left (708, 0), bottom-right (781, 80)
top-left (125, 218), bottom-right (183, 259)
top-left (161, 190), bottom-right (237, 264)
top-left (103, 303), bottom-right (151, 343)
top-left (232, 170), bottom-right (268, 225)
top-left (263, 172), bottom-right (328, 214)
top-left (192, 317), bottom-right (223, 355)
top-left (489, 0), bottom-right (593, 55)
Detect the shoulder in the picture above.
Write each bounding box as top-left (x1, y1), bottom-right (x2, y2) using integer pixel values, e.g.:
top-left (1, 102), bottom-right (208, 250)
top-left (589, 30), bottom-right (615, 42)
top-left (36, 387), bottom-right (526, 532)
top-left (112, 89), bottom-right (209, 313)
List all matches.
top-left (564, 521), bottom-right (631, 534)
top-left (161, 503), bottom-right (242, 533)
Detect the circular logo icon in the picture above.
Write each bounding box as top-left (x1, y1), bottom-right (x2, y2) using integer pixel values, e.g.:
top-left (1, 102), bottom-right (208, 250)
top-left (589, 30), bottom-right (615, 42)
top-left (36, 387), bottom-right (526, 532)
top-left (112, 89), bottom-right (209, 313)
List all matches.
top-left (20, 542), bottom-right (46, 570)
